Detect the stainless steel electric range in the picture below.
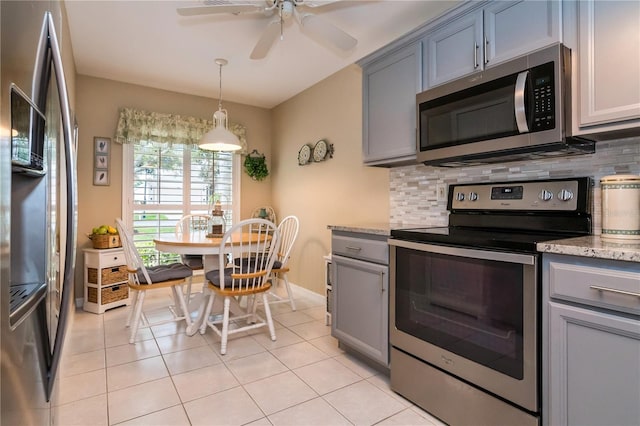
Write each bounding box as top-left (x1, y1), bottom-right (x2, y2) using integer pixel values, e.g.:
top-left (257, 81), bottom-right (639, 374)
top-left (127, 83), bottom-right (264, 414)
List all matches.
top-left (389, 177), bottom-right (592, 426)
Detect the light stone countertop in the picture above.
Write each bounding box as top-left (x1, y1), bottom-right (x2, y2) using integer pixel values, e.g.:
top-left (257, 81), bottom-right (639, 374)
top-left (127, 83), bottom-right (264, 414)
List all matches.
top-left (537, 235), bottom-right (640, 263)
top-left (327, 223), bottom-right (426, 237)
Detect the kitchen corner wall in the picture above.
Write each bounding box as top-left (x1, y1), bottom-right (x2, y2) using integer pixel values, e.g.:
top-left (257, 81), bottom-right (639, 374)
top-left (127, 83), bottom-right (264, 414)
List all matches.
top-left (271, 64), bottom-right (390, 296)
top-left (73, 75), bottom-right (273, 303)
top-left (390, 136), bottom-right (640, 233)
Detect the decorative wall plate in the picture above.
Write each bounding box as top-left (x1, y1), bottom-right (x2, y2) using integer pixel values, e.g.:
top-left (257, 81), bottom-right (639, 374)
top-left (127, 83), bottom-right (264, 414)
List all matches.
top-left (298, 144), bottom-right (311, 166)
top-left (313, 139), bottom-right (329, 162)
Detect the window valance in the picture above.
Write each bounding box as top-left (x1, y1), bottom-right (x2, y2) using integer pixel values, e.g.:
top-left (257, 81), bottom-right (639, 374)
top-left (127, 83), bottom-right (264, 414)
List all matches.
top-left (114, 107), bottom-right (247, 154)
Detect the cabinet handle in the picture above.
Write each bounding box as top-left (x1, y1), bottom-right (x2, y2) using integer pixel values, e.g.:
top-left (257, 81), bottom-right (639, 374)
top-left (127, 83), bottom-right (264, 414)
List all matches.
top-left (590, 285), bottom-right (640, 298)
top-left (380, 270), bottom-right (386, 293)
top-left (345, 246), bottom-right (362, 252)
top-left (483, 35), bottom-right (489, 65)
top-left (474, 43), bottom-right (479, 69)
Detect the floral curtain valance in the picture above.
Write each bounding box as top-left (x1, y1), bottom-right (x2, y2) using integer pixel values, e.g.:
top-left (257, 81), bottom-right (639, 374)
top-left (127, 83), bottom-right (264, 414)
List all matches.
top-left (114, 107), bottom-right (247, 154)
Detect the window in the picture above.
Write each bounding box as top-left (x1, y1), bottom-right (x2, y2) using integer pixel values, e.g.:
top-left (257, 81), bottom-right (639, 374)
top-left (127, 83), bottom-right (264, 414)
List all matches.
top-left (123, 142), bottom-right (240, 266)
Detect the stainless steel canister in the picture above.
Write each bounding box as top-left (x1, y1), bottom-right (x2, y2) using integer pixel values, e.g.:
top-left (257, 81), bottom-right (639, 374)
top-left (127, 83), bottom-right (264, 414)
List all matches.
top-left (601, 175), bottom-right (640, 240)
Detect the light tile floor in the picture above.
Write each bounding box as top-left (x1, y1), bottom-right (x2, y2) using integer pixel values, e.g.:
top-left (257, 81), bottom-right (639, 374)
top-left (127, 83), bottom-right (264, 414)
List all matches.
top-left (52, 284), bottom-right (446, 426)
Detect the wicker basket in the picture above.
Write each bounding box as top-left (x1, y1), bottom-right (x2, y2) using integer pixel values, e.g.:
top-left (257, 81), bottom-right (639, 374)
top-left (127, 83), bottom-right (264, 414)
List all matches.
top-left (87, 284), bottom-right (129, 305)
top-left (88, 265), bottom-right (128, 285)
top-left (90, 234), bottom-right (121, 249)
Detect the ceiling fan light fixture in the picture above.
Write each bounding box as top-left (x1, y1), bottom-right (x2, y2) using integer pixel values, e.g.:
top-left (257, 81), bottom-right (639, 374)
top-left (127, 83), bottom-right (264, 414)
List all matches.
top-left (198, 58), bottom-right (242, 152)
top-left (281, 0), bottom-right (294, 19)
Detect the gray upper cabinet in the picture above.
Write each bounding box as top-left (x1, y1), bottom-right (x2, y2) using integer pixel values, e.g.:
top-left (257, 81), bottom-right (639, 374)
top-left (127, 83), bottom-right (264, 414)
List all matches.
top-left (484, 1), bottom-right (560, 66)
top-left (575, 0), bottom-right (640, 135)
top-left (362, 42), bottom-right (422, 166)
top-left (424, 0), bottom-right (560, 88)
top-left (360, 0), bottom-right (563, 166)
top-left (424, 11), bottom-right (482, 88)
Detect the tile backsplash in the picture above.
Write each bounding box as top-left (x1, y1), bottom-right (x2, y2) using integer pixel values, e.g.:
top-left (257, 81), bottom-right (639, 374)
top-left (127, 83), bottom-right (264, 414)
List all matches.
top-left (390, 136), bottom-right (640, 234)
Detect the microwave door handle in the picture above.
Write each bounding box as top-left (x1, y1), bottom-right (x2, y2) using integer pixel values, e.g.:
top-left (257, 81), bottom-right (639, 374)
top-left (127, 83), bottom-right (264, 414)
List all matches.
top-left (514, 70), bottom-right (529, 133)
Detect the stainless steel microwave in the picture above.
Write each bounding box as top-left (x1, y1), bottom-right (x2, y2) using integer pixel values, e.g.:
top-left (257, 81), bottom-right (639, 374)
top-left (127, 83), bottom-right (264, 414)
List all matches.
top-left (417, 43), bottom-right (595, 167)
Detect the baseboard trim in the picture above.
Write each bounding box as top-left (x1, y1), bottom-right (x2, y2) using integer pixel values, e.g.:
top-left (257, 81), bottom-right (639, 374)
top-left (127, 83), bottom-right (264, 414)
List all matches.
top-left (289, 282), bottom-right (324, 305)
top-left (74, 282), bottom-right (325, 310)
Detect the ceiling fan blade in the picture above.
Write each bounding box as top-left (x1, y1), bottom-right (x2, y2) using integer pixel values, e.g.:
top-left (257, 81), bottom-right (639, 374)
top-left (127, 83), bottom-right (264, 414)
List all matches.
top-left (296, 11), bottom-right (357, 51)
top-left (177, 4), bottom-right (264, 16)
top-left (250, 19), bottom-right (281, 60)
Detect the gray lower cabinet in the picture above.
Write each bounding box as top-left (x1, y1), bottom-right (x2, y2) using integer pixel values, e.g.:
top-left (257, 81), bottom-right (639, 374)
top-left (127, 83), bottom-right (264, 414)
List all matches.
top-left (547, 302), bottom-right (640, 426)
top-left (361, 42), bottom-right (421, 166)
top-left (331, 232), bottom-right (389, 366)
top-left (543, 254), bottom-right (640, 426)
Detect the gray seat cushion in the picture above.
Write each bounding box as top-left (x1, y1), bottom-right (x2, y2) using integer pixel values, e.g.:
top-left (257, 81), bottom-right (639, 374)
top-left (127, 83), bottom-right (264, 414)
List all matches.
top-left (137, 263), bottom-right (193, 284)
top-left (234, 256), bottom-right (282, 270)
top-left (205, 267), bottom-right (270, 289)
top-left (205, 268), bottom-right (234, 288)
top-left (181, 254), bottom-right (204, 270)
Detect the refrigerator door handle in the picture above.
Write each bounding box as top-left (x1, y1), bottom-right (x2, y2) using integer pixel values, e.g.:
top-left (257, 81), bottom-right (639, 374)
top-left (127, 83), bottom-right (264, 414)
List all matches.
top-left (44, 11), bottom-right (78, 400)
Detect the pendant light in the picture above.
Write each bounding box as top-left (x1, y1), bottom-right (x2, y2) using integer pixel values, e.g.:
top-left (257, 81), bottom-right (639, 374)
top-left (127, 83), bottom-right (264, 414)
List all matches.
top-left (198, 58), bottom-right (242, 151)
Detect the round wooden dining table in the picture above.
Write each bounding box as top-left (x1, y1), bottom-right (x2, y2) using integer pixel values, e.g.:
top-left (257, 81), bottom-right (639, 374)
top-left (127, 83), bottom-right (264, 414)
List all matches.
top-left (154, 231), bottom-right (269, 270)
top-left (153, 231), bottom-right (271, 335)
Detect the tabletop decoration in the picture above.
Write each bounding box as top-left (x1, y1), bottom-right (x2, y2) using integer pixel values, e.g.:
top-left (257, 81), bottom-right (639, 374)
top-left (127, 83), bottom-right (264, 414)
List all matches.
top-left (208, 200), bottom-right (226, 237)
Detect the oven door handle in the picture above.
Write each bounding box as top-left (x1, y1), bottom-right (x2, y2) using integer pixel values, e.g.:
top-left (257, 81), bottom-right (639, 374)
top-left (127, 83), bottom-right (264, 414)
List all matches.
top-left (389, 239), bottom-right (536, 265)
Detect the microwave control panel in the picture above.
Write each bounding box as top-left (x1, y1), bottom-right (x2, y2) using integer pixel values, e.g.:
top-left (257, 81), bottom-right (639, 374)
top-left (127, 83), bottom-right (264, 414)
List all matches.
top-left (530, 62), bottom-right (555, 132)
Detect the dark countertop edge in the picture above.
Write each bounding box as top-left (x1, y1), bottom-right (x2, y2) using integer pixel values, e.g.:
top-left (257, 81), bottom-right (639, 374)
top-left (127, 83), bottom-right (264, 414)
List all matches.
top-left (329, 225), bottom-right (640, 263)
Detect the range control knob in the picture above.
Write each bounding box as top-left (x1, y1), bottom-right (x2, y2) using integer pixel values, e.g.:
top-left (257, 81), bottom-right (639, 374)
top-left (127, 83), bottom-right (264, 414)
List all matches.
top-left (558, 189), bottom-right (574, 201)
top-left (456, 192), bottom-right (465, 202)
top-left (538, 189), bottom-right (553, 201)
top-left (468, 192), bottom-right (478, 201)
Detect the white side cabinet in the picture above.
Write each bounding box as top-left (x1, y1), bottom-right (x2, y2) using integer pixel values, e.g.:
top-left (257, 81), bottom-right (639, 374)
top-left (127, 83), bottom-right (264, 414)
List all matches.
top-left (83, 248), bottom-right (130, 314)
top-left (574, 0), bottom-right (640, 136)
top-left (324, 254), bottom-right (332, 326)
top-left (542, 254), bottom-right (640, 426)
top-left (423, 0), bottom-right (560, 88)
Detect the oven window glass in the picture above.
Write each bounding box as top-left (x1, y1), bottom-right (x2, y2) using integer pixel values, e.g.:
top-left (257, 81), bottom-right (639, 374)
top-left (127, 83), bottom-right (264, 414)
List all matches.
top-left (419, 72), bottom-right (521, 150)
top-left (395, 247), bottom-right (524, 379)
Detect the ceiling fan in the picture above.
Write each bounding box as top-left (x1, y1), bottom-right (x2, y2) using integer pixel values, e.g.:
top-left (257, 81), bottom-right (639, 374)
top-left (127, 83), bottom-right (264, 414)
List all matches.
top-left (177, 0), bottom-right (358, 60)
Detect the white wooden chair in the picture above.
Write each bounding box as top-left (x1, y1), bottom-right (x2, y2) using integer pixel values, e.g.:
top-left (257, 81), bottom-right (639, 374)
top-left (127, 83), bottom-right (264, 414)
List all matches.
top-left (268, 215), bottom-right (299, 311)
top-left (199, 218), bottom-right (280, 355)
top-left (251, 206), bottom-right (276, 225)
top-left (175, 214), bottom-right (211, 270)
top-left (116, 218), bottom-right (194, 344)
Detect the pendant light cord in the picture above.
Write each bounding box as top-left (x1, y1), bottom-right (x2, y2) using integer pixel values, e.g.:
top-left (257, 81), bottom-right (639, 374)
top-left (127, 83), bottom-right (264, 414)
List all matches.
top-left (218, 62), bottom-right (223, 111)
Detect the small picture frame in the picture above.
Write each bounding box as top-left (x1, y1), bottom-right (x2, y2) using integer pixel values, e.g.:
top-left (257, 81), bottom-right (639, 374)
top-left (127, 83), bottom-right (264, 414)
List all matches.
top-left (95, 154), bottom-right (108, 169)
top-left (95, 137), bottom-right (110, 154)
top-left (94, 169), bottom-right (109, 186)
top-left (93, 137), bottom-right (111, 186)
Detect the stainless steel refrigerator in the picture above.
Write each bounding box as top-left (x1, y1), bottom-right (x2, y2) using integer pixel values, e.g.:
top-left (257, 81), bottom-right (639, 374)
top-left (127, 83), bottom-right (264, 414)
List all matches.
top-left (1, 2), bottom-right (78, 423)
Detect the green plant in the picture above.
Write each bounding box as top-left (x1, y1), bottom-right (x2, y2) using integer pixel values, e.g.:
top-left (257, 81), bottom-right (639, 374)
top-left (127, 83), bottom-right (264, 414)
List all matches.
top-left (244, 150), bottom-right (269, 181)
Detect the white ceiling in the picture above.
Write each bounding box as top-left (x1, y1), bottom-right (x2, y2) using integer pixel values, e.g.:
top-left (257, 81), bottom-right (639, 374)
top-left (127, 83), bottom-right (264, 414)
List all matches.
top-left (65, 0), bottom-right (457, 109)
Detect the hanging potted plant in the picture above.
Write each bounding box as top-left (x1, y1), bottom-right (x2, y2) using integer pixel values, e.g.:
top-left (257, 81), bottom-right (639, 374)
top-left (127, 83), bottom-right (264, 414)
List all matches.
top-left (244, 150), bottom-right (269, 181)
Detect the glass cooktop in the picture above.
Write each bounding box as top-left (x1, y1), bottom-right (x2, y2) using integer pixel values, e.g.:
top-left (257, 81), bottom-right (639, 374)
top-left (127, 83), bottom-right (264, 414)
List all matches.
top-left (390, 226), bottom-right (584, 253)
